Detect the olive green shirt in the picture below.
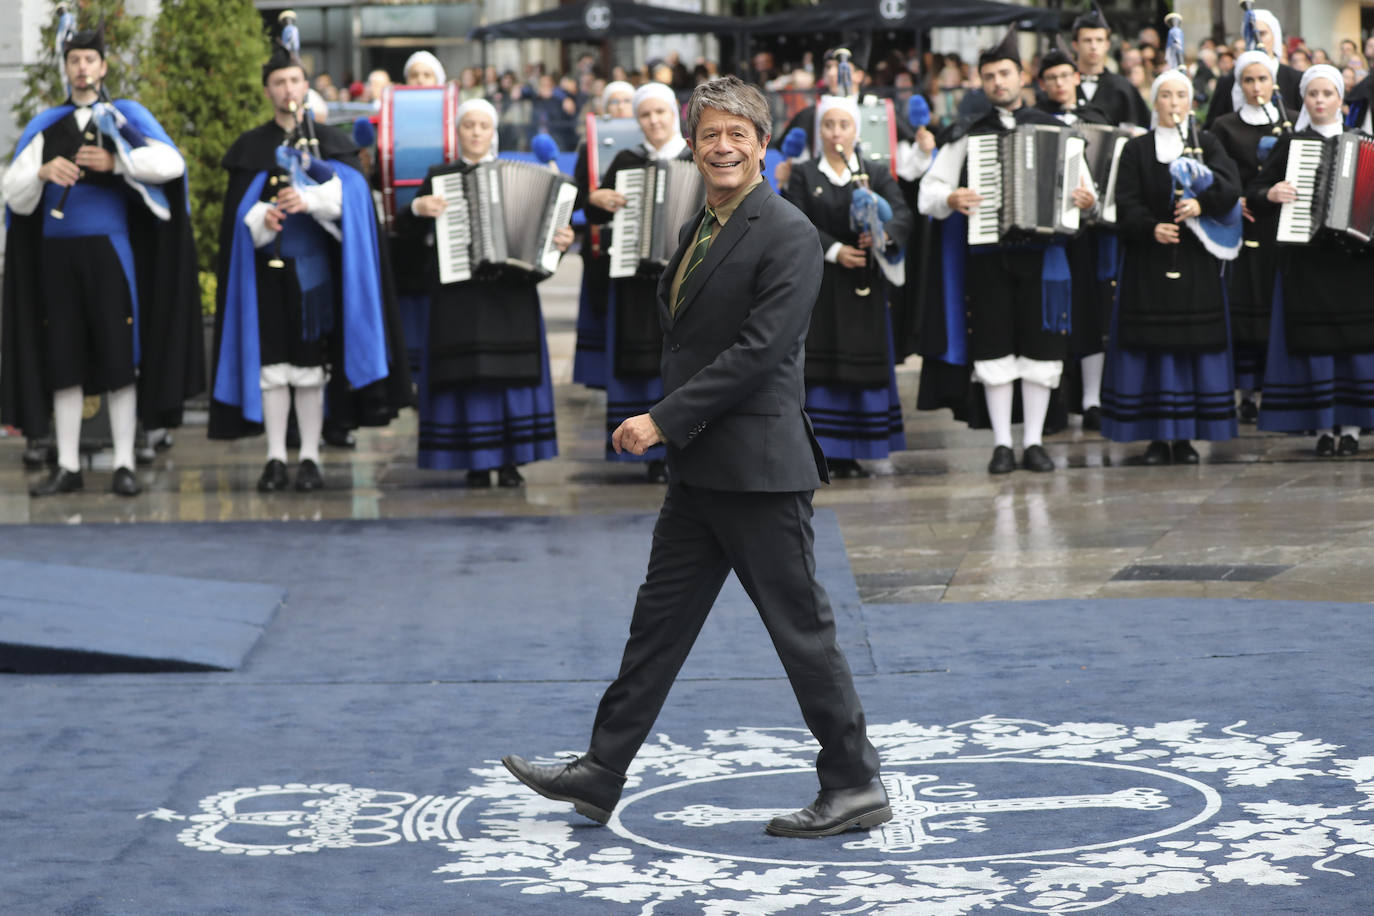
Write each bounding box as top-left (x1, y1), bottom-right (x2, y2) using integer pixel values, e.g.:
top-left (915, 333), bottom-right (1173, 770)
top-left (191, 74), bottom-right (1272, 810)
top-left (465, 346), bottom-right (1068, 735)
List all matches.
top-left (667, 174), bottom-right (765, 314)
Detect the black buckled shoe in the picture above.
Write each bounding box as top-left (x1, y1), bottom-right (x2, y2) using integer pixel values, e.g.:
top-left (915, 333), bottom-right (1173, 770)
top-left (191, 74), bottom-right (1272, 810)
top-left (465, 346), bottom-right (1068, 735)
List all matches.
top-left (257, 459), bottom-right (290, 492)
top-left (1171, 440), bottom-right (1200, 465)
top-left (502, 754), bottom-right (626, 825)
top-left (1142, 440), bottom-right (1172, 465)
top-left (1315, 434), bottom-right (1336, 457)
top-left (765, 777), bottom-right (893, 838)
top-left (466, 469), bottom-right (492, 488)
top-left (1081, 406), bottom-right (1102, 431)
top-left (295, 459), bottom-right (324, 491)
top-left (30, 466), bottom-right (83, 497)
top-left (497, 464), bottom-right (524, 488)
top-left (1238, 398), bottom-right (1259, 424)
top-left (987, 445), bottom-right (1016, 475)
top-left (1337, 434), bottom-right (1360, 457)
top-left (110, 466), bottom-right (141, 497)
top-left (1021, 444), bottom-right (1054, 472)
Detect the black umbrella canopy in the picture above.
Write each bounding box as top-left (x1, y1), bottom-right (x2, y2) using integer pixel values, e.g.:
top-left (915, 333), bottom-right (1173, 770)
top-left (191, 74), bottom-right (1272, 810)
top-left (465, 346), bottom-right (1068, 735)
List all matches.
top-left (747, 0), bottom-right (1062, 35)
top-left (470, 0), bottom-right (740, 41)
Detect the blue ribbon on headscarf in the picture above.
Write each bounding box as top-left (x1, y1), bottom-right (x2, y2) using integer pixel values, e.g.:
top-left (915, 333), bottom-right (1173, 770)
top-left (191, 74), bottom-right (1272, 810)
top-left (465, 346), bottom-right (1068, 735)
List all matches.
top-left (1041, 243), bottom-right (1071, 334)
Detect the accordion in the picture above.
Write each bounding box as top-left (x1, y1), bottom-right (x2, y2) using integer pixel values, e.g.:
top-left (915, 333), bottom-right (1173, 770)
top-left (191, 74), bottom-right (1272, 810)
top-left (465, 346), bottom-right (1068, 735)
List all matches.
top-left (432, 160), bottom-right (577, 285)
top-left (608, 159), bottom-right (706, 279)
top-left (966, 124), bottom-right (1087, 245)
top-left (1076, 123), bottom-right (1142, 227)
top-left (1276, 132), bottom-right (1374, 247)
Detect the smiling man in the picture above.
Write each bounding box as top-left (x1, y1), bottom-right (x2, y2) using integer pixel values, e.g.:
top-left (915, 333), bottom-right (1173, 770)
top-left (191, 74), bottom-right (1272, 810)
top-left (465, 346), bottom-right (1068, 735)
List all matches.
top-left (504, 76), bottom-right (890, 840)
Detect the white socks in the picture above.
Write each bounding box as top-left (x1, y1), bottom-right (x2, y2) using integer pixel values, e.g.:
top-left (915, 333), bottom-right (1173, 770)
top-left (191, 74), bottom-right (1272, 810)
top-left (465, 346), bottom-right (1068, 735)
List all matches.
top-left (262, 385), bottom-right (325, 464)
top-left (984, 382), bottom-right (1015, 448)
top-left (1080, 353), bottom-right (1104, 410)
top-left (107, 383), bottom-right (137, 472)
top-left (263, 386), bottom-right (292, 463)
top-left (294, 385), bottom-right (324, 465)
top-left (52, 385), bottom-right (83, 473)
top-left (1021, 381), bottom-right (1052, 448)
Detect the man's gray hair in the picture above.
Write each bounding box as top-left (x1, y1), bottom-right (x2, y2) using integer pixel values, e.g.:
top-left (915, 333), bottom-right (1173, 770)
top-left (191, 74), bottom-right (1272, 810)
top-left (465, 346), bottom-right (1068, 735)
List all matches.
top-left (686, 76), bottom-right (772, 143)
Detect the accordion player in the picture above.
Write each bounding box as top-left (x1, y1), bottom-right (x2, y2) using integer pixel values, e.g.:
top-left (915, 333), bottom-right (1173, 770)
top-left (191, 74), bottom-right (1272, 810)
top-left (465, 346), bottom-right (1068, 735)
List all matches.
top-left (431, 158), bottom-right (578, 284)
top-left (608, 158), bottom-right (706, 279)
top-left (966, 123), bottom-right (1088, 245)
top-left (1275, 131), bottom-right (1374, 247)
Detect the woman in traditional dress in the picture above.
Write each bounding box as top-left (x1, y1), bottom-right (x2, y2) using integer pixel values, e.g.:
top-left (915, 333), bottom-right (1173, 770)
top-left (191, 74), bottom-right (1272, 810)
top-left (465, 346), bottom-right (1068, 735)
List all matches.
top-left (782, 95), bottom-right (911, 477)
top-left (398, 99), bottom-right (573, 486)
top-left (581, 83), bottom-right (689, 483)
top-left (1100, 66), bottom-right (1242, 464)
top-left (570, 80), bottom-right (634, 391)
top-left (1250, 65), bottom-right (1374, 456)
top-left (1209, 48), bottom-right (1296, 423)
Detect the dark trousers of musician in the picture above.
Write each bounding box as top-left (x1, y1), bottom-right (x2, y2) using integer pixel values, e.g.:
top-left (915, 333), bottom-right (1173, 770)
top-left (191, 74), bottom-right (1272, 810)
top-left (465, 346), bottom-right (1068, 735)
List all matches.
top-left (588, 481), bottom-right (881, 790)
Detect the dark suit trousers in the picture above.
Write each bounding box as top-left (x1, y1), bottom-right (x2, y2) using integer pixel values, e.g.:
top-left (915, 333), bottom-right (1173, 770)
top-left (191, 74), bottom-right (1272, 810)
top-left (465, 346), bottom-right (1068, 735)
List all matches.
top-left (589, 481), bottom-right (880, 789)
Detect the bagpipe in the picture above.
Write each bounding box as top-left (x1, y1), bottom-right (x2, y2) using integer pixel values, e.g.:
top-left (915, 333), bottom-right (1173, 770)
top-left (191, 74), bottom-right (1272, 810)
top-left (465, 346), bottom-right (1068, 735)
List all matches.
top-left (1163, 12), bottom-right (1242, 271)
top-left (264, 98), bottom-right (337, 269)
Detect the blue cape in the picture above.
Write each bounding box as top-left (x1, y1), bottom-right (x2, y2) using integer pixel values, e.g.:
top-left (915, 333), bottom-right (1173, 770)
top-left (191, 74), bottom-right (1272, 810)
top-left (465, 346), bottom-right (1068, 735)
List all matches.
top-left (6, 100), bottom-right (183, 229)
top-left (214, 163), bottom-right (390, 424)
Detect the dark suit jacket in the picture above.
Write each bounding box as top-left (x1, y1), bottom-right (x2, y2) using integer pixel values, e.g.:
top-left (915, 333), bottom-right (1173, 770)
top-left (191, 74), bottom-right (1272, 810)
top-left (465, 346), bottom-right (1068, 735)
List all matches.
top-left (648, 180), bottom-right (828, 492)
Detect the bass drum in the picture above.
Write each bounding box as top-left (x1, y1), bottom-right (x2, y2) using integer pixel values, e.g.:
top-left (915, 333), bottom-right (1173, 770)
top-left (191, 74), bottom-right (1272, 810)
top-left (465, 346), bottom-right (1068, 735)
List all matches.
top-left (378, 84), bottom-right (459, 230)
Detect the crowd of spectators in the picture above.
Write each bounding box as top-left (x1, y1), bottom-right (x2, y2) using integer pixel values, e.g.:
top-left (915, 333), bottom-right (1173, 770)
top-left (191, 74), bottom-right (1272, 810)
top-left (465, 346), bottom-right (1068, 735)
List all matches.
top-left (305, 27), bottom-right (1373, 152)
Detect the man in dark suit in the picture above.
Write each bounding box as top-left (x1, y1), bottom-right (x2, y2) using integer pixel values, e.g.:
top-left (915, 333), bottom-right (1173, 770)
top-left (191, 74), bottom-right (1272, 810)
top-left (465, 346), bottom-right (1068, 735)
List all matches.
top-left (1071, 7), bottom-right (1150, 128)
top-left (503, 76), bottom-right (889, 839)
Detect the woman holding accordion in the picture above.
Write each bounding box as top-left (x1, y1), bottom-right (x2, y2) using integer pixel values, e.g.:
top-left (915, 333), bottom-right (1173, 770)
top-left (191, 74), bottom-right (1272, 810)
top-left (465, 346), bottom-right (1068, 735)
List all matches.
top-left (399, 98), bottom-right (573, 487)
top-left (781, 95), bottom-right (911, 478)
top-left (581, 82), bottom-right (689, 483)
top-left (1100, 63), bottom-right (1242, 465)
top-left (1248, 66), bottom-right (1374, 457)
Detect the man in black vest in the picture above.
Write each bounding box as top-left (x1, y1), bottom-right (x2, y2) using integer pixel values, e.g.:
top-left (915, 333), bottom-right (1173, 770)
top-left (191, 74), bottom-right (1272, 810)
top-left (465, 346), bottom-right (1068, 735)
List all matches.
top-left (503, 76), bottom-right (889, 840)
top-left (1072, 7), bottom-right (1150, 128)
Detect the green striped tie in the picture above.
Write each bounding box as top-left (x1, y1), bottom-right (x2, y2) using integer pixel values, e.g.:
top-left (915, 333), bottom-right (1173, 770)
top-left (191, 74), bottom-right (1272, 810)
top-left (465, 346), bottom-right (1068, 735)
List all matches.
top-left (674, 206), bottom-right (717, 315)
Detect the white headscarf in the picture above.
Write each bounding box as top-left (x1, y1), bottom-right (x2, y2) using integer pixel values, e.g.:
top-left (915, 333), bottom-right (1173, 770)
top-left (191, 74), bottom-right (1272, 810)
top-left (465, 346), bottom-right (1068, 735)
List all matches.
top-left (403, 51), bottom-right (446, 87)
top-left (814, 94), bottom-right (861, 159)
top-left (631, 82), bottom-right (685, 158)
top-left (1253, 10), bottom-right (1283, 61)
top-left (601, 80), bottom-right (634, 109)
top-left (1232, 49), bottom-right (1280, 117)
top-left (1294, 64), bottom-right (1345, 134)
top-left (1150, 69), bottom-right (1193, 162)
top-left (456, 98), bottom-right (499, 161)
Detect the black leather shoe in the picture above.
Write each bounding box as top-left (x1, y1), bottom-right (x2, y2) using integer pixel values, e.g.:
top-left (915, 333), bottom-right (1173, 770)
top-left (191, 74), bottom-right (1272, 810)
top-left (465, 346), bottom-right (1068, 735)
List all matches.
top-left (110, 466), bottom-right (141, 497)
top-left (30, 466), bottom-right (83, 497)
top-left (257, 459), bottom-right (290, 492)
top-left (765, 777), bottom-right (892, 838)
top-left (497, 464), bottom-right (524, 488)
top-left (323, 425), bottom-right (357, 449)
top-left (1238, 398), bottom-right (1259, 424)
top-left (987, 445), bottom-right (1016, 474)
top-left (295, 459), bottom-right (324, 491)
top-left (502, 754), bottom-right (626, 824)
top-left (646, 459), bottom-right (668, 483)
top-left (1172, 440), bottom-right (1200, 464)
top-left (1315, 434), bottom-right (1336, 457)
top-left (1142, 440), bottom-right (1171, 465)
top-left (1337, 434), bottom-right (1360, 457)
top-left (1081, 406), bottom-right (1101, 431)
top-left (1021, 444), bottom-right (1054, 472)
top-left (466, 469), bottom-right (492, 488)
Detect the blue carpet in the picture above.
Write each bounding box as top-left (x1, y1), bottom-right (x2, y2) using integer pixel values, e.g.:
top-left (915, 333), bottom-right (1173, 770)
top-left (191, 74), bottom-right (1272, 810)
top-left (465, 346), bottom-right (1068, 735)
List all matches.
top-left (3, 517), bottom-right (1374, 914)
top-left (0, 558), bottom-right (284, 672)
